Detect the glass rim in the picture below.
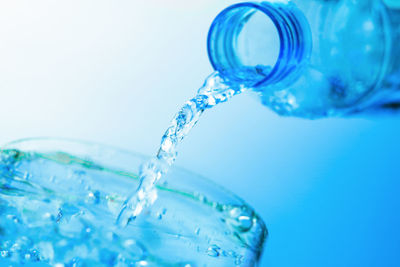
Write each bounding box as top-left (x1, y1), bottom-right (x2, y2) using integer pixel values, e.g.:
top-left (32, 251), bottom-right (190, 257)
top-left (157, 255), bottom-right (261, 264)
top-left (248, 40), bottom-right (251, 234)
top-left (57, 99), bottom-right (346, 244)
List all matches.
top-left (1, 136), bottom-right (267, 229)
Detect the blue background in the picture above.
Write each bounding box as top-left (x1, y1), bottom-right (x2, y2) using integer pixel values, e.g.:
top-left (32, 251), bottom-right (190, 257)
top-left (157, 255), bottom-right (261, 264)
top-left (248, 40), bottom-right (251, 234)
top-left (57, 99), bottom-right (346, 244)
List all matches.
top-left (0, 1), bottom-right (399, 266)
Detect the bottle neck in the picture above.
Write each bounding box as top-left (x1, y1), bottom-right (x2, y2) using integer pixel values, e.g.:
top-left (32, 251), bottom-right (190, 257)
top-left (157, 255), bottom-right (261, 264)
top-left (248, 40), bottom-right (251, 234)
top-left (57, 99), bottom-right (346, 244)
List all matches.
top-left (207, 1), bottom-right (312, 88)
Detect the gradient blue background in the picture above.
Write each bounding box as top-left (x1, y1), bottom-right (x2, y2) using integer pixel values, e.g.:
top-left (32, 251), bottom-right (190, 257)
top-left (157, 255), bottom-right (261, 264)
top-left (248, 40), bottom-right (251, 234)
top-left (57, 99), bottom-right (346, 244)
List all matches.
top-left (0, 1), bottom-right (399, 266)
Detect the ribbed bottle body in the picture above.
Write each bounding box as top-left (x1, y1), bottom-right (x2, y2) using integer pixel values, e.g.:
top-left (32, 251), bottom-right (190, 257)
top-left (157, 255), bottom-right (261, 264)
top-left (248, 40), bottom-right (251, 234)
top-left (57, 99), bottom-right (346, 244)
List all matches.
top-left (258, 0), bottom-right (399, 117)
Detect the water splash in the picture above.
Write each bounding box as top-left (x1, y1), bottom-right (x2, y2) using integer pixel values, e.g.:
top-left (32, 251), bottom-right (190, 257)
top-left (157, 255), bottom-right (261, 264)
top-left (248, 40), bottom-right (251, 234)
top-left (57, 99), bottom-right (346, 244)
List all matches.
top-left (117, 72), bottom-right (247, 226)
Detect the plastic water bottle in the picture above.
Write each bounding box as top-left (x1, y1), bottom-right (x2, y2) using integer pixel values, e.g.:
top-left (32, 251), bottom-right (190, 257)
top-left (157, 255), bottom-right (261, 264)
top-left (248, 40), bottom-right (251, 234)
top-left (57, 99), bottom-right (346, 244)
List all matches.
top-left (208, 0), bottom-right (400, 118)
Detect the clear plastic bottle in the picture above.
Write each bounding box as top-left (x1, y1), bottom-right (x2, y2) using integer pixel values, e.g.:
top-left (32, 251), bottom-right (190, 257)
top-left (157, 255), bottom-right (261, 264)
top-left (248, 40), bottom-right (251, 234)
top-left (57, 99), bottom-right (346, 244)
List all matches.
top-left (207, 0), bottom-right (400, 118)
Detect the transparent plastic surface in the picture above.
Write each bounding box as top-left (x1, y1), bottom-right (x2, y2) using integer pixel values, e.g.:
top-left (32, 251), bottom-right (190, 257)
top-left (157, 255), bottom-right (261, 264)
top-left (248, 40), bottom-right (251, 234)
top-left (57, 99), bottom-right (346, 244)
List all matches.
top-left (0, 138), bottom-right (267, 266)
top-left (208, 0), bottom-right (400, 118)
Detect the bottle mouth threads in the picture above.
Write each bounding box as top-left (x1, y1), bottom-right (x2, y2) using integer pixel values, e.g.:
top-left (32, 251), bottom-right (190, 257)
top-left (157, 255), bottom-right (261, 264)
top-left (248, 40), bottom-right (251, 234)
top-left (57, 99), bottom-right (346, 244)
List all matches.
top-left (207, 1), bottom-right (312, 88)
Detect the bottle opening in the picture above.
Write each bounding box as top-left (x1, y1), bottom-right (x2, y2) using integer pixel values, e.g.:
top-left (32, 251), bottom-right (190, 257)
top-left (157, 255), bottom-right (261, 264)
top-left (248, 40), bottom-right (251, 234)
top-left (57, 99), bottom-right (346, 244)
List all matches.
top-left (207, 2), bottom-right (312, 88)
top-left (235, 8), bottom-right (280, 81)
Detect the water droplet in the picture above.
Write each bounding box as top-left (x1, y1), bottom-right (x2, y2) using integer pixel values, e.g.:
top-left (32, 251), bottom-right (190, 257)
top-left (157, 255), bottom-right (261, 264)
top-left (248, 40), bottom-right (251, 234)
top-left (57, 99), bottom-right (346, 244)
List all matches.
top-left (156, 208), bottom-right (167, 220)
top-left (235, 255), bottom-right (244, 265)
top-left (227, 206), bottom-right (254, 232)
top-left (207, 245), bottom-right (220, 257)
top-left (198, 194), bottom-right (206, 203)
top-left (195, 227), bottom-right (200, 235)
top-left (238, 215), bottom-right (252, 230)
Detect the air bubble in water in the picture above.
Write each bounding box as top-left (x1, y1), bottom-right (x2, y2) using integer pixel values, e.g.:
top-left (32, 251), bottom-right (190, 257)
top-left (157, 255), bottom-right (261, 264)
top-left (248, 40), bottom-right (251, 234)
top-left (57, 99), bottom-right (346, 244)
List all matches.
top-left (23, 172), bottom-right (31, 180)
top-left (87, 190), bottom-right (100, 205)
top-left (0, 250), bottom-right (9, 258)
top-left (123, 239), bottom-right (146, 261)
top-left (99, 248), bottom-right (117, 265)
top-left (35, 242), bottom-right (54, 262)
